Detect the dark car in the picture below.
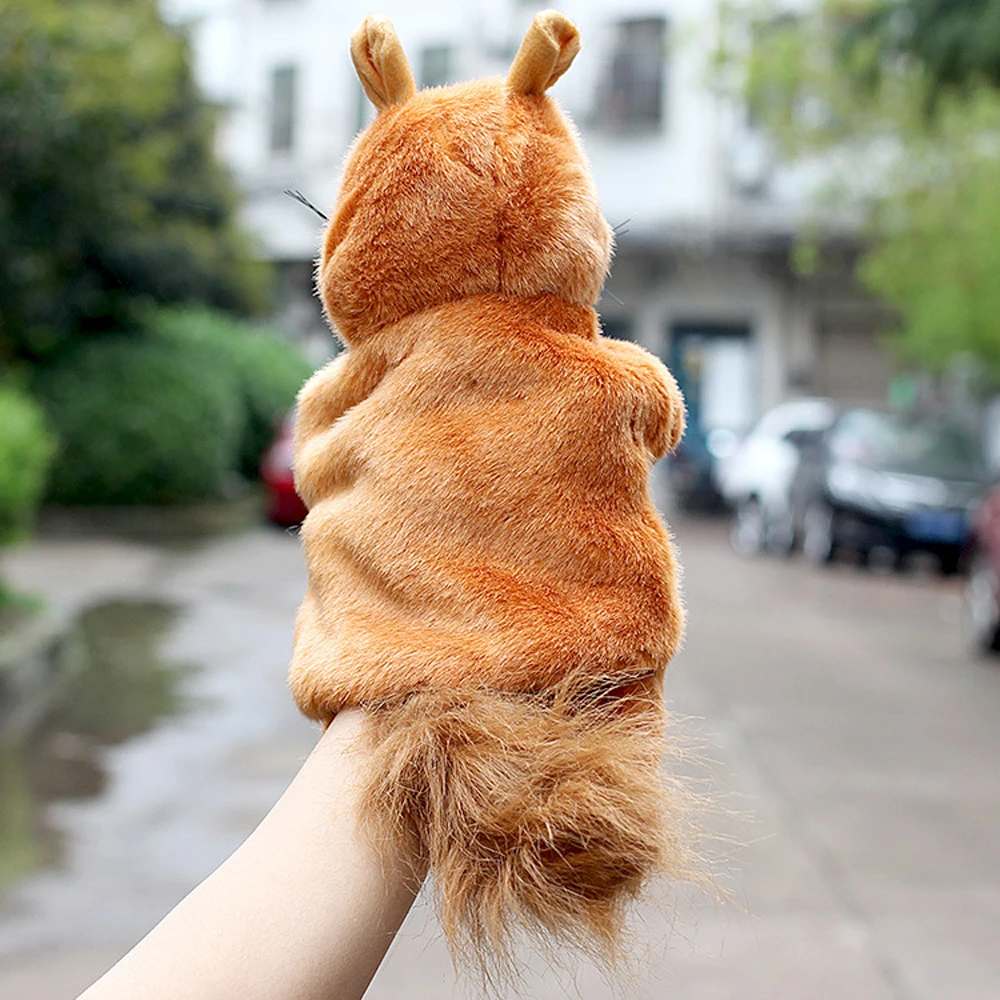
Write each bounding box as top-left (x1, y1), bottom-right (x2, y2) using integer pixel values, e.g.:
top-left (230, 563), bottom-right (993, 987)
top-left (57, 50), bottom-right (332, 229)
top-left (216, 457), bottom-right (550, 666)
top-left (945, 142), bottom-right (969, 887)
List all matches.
top-left (670, 432), bottom-right (727, 511)
top-left (261, 410), bottom-right (308, 527)
top-left (964, 484), bottom-right (1000, 654)
top-left (788, 408), bottom-right (987, 573)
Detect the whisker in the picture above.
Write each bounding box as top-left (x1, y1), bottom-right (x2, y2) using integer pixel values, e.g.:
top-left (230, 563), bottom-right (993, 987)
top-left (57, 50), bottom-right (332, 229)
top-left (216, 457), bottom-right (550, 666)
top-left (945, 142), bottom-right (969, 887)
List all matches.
top-left (284, 189), bottom-right (328, 222)
top-left (612, 217), bottom-right (632, 233)
top-left (604, 290), bottom-right (625, 306)
top-left (614, 228), bottom-right (630, 238)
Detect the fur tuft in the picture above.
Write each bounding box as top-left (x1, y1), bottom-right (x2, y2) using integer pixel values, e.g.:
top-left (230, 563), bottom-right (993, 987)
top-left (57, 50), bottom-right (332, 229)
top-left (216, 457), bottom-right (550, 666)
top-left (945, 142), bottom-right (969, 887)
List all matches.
top-left (357, 679), bottom-right (698, 981)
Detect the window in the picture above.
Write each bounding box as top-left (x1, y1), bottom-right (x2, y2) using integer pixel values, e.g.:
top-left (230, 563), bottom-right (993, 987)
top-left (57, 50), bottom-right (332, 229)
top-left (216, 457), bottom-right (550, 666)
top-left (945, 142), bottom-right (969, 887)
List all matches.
top-left (269, 64), bottom-right (297, 154)
top-left (595, 18), bottom-right (668, 133)
top-left (420, 45), bottom-right (452, 89)
top-left (746, 13), bottom-right (800, 130)
top-left (746, 14), bottom-right (839, 135)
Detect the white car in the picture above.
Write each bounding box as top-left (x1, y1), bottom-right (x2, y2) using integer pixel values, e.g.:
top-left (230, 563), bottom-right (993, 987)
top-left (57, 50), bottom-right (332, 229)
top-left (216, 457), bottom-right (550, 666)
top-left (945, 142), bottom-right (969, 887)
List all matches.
top-left (717, 398), bottom-right (838, 554)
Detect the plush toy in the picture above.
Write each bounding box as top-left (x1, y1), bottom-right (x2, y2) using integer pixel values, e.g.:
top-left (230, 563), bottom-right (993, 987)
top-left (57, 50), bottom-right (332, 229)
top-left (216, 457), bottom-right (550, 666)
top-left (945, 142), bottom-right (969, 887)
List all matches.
top-left (290, 9), bottom-right (690, 975)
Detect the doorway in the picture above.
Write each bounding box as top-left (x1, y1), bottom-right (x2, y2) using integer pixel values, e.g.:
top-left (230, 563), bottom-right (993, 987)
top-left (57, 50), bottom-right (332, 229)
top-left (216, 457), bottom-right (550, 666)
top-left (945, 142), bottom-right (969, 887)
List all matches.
top-left (668, 322), bottom-right (756, 506)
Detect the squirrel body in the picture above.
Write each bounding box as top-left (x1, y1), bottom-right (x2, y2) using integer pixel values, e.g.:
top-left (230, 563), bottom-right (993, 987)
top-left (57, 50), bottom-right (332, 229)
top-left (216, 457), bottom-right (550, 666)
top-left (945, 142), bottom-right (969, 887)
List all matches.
top-left (290, 13), bottom-right (691, 973)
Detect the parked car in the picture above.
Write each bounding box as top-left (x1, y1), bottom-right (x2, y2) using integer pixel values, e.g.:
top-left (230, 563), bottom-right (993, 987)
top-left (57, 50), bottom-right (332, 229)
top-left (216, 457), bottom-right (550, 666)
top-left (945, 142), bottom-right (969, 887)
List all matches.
top-left (789, 408), bottom-right (987, 574)
top-left (963, 484), bottom-right (1000, 654)
top-left (261, 410), bottom-right (307, 527)
top-left (718, 398), bottom-right (838, 554)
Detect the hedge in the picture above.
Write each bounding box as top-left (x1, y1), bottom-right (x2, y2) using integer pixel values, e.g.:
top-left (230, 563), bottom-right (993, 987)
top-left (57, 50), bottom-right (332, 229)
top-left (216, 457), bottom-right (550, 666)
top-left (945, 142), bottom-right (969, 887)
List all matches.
top-left (31, 309), bottom-right (312, 506)
top-left (0, 383), bottom-right (55, 545)
top-left (150, 308), bottom-right (312, 479)
top-left (33, 332), bottom-right (244, 505)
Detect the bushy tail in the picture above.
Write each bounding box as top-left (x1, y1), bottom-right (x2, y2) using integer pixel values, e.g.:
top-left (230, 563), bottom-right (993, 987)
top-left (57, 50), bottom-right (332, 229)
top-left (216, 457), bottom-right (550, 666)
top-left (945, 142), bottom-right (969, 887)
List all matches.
top-left (357, 679), bottom-right (699, 980)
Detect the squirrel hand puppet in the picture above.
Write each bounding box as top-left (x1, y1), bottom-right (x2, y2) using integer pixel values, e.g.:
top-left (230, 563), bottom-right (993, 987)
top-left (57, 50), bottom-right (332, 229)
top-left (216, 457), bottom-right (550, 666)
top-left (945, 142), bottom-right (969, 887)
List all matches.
top-left (290, 9), bottom-right (691, 974)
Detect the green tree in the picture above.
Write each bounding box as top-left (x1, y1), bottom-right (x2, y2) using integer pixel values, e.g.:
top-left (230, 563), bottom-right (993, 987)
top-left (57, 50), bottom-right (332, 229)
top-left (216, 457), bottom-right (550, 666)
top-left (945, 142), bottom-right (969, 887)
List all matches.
top-left (843, 0), bottom-right (1000, 99)
top-left (0, 0), bottom-right (268, 366)
top-left (721, 0), bottom-right (1000, 383)
top-left (858, 96), bottom-right (1000, 376)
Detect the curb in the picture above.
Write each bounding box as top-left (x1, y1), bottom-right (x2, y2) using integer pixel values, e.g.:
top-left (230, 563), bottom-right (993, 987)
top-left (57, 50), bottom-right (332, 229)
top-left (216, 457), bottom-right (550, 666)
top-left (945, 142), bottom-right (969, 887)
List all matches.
top-left (0, 607), bottom-right (85, 745)
top-left (37, 494), bottom-right (265, 545)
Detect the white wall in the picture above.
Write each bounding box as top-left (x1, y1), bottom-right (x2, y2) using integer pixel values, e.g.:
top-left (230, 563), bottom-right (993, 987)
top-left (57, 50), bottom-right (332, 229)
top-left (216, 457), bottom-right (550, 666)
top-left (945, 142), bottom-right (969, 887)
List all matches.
top-left (200, 0), bottom-right (817, 260)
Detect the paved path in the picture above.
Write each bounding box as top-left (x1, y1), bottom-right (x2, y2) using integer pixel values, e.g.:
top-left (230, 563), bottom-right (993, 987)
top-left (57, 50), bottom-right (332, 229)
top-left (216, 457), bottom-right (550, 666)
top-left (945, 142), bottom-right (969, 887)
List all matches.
top-left (1, 515), bottom-right (998, 999)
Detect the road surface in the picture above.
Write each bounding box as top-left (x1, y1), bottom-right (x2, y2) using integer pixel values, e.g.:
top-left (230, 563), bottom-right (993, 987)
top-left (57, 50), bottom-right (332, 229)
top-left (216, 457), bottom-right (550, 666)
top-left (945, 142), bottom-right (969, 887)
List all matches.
top-left (1, 513), bottom-right (998, 999)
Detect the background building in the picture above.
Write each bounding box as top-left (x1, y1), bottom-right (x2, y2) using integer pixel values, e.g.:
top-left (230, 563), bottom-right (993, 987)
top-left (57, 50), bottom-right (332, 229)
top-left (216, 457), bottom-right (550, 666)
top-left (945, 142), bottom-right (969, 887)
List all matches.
top-left (189, 0), bottom-right (894, 438)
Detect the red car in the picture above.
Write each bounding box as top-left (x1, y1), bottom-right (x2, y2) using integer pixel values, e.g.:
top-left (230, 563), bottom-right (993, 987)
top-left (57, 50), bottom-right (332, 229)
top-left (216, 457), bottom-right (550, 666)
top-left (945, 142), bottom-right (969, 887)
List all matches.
top-left (261, 411), bottom-right (308, 527)
top-left (964, 484), bottom-right (1000, 654)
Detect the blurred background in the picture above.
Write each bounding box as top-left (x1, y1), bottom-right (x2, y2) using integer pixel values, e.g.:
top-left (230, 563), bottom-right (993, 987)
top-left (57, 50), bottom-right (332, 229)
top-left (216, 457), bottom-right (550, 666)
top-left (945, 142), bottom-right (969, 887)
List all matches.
top-left (1, 0), bottom-right (1000, 997)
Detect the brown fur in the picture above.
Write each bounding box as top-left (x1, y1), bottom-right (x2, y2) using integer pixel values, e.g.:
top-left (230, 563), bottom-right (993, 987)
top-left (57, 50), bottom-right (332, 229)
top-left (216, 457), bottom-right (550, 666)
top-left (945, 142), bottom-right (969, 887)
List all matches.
top-left (351, 17), bottom-right (416, 110)
top-left (506, 10), bottom-right (581, 95)
top-left (290, 11), bottom-right (691, 976)
top-left (359, 678), bottom-right (701, 983)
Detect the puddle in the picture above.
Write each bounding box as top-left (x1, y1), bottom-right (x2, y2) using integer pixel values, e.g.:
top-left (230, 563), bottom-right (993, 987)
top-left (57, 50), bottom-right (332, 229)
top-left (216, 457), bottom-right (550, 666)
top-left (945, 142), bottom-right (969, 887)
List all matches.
top-left (0, 600), bottom-right (194, 895)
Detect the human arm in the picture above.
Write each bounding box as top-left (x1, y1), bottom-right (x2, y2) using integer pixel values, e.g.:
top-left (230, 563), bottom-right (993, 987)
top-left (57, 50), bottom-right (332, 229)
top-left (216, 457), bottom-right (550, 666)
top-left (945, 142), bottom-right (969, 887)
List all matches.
top-left (78, 709), bottom-right (425, 1000)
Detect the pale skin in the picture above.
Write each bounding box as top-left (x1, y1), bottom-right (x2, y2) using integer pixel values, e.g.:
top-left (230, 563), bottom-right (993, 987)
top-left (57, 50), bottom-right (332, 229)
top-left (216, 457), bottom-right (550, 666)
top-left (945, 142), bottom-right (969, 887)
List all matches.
top-left (78, 709), bottom-right (426, 1000)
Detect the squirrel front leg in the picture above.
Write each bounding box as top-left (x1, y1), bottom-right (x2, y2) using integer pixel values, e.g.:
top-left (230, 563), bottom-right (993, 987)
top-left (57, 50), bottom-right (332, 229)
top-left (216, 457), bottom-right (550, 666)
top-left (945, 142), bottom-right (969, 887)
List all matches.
top-left (599, 337), bottom-right (686, 460)
top-left (642, 359), bottom-right (686, 459)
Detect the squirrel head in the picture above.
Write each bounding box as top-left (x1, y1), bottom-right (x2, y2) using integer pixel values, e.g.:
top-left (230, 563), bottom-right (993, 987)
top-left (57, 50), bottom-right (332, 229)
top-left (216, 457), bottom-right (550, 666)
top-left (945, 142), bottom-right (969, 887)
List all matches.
top-left (319, 11), bottom-right (613, 344)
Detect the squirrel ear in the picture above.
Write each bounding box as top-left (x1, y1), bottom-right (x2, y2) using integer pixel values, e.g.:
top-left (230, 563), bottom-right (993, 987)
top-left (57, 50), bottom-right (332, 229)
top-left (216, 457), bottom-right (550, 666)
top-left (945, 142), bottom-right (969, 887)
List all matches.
top-left (351, 15), bottom-right (417, 110)
top-left (507, 10), bottom-right (581, 95)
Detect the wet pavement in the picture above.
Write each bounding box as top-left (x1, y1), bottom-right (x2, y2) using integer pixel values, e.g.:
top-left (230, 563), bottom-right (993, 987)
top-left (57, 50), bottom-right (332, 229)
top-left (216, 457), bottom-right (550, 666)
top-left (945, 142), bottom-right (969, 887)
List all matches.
top-left (0, 600), bottom-right (188, 895)
top-left (1, 515), bottom-right (999, 999)
top-left (0, 529), bottom-right (317, 996)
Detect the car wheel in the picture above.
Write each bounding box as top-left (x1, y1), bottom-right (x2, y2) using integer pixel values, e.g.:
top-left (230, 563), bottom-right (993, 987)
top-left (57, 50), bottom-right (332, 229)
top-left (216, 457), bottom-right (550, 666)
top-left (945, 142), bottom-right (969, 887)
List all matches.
top-left (730, 498), bottom-right (767, 556)
top-left (863, 545), bottom-right (899, 574)
top-left (768, 513), bottom-right (797, 556)
top-left (938, 550), bottom-right (962, 577)
top-left (963, 553), bottom-right (1000, 655)
top-left (802, 502), bottom-right (837, 566)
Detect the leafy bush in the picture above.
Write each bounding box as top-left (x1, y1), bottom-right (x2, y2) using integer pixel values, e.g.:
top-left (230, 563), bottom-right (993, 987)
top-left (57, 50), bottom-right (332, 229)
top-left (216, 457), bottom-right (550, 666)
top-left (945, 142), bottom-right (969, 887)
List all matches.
top-left (151, 309), bottom-right (312, 478)
top-left (33, 332), bottom-right (243, 505)
top-left (30, 309), bottom-right (311, 506)
top-left (0, 383), bottom-right (55, 544)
